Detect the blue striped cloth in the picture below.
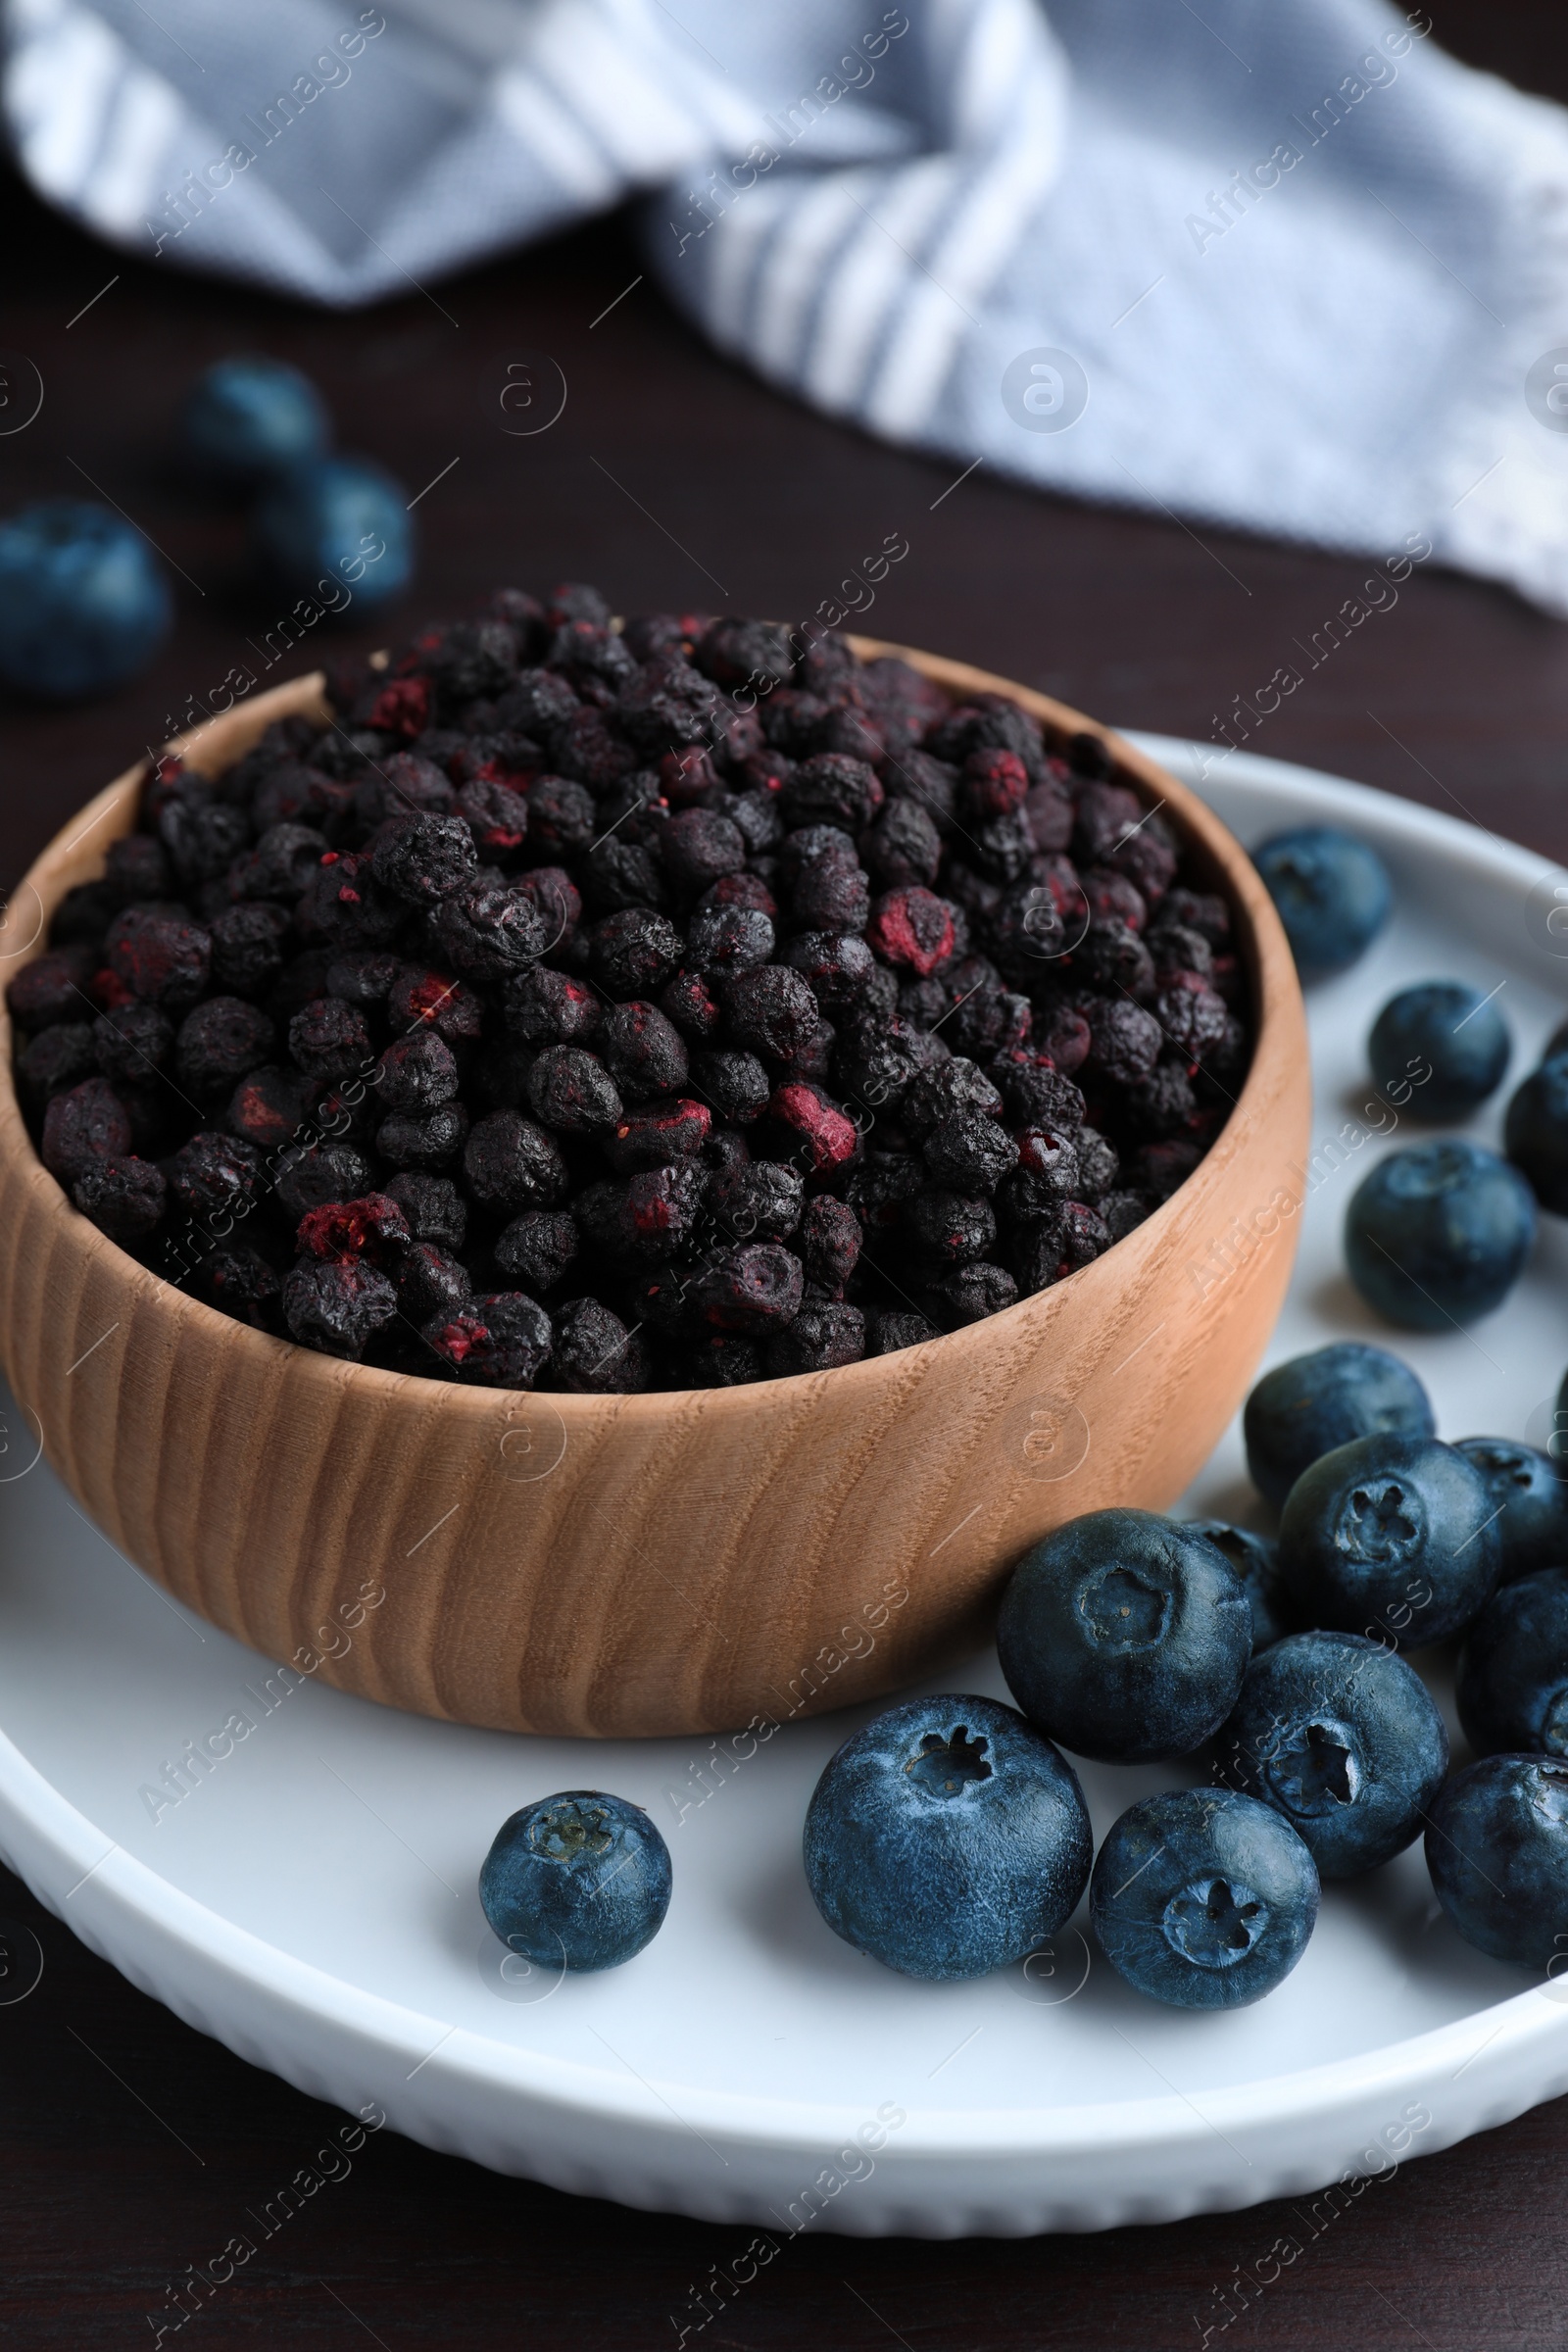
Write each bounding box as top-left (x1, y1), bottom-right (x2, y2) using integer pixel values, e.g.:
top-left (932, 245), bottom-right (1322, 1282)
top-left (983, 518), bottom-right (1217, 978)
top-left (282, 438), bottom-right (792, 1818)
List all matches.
top-left (7, 0), bottom-right (1568, 610)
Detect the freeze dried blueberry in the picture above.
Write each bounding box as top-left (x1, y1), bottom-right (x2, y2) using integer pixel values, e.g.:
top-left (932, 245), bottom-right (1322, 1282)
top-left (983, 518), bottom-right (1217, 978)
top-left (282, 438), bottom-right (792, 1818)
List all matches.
top-left (685, 904), bottom-right (775, 973)
top-left (765, 1082), bottom-right (860, 1181)
top-left (766, 1298), bottom-right (866, 1376)
top-left (846, 1151), bottom-right (925, 1234)
top-left (793, 854), bottom-right (870, 934)
top-left (1155, 977), bottom-right (1231, 1064)
top-left (527, 1046), bottom-right (622, 1134)
top-left (523, 774), bottom-right (596, 861)
top-left (296, 1193), bottom-right (410, 1263)
top-left (869, 1308), bottom-right (940, 1353)
top-left (781, 753), bottom-right (883, 833)
top-left (287, 997), bottom-right (368, 1081)
top-left (800, 1195), bottom-right (861, 1293)
top-left (283, 1258), bottom-right (399, 1360)
top-left (866, 889), bottom-right (956, 978)
top-left (864, 799), bottom-right (942, 890)
top-left (19, 1021), bottom-right (96, 1102)
top-left (464, 1109), bottom-right (568, 1211)
top-left (456, 777), bottom-right (530, 862)
top-left (1060, 1202), bottom-right (1112, 1267)
top-left (208, 905), bottom-right (286, 999)
top-left (72, 1152), bottom-right (166, 1243)
top-left (1036, 1004), bottom-right (1092, 1075)
top-left (1074, 1127), bottom-right (1119, 1200)
top-left (429, 872), bottom-right (547, 979)
top-left (691, 1049), bottom-right (769, 1125)
top-left (190, 1244), bottom-right (280, 1329)
top-left (387, 965), bottom-right (484, 1046)
top-left (711, 1155), bottom-right (804, 1242)
top-left (589, 908), bottom-right (683, 998)
top-left (923, 1108), bottom-right (1014, 1194)
top-left (275, 1143), bottom-right (371, 1222)
top-left (370, 812), bottom-right (479, 906)
top-left (1084, 999), bottom-right (1162, 1085)
top-left (177, 996), bottom-right (276, 1094)
top-left (1023, 776), bottom-right (1074, 854)
top-left (104, 910), bottom-right (211, 1007)
top-left (929, 1260), bottom-right (1017, 1327)
top-left (991, 1054), bottom-right (1085, 1133)
top-left (502, 963), bottom-right (601, 1047)
top-left (92, 1003), bottom-right (173, 1087)
top-left (350, 752), bottom-right (454, 830)
top-left (694, 615), bottom-right (794, 689)
top-left (322, 951), bottom-right (398, 1008)
top-left (228, 822), bottom-right (329, 906)
top-left (617, 1162), bottom-right (709, 1260)
top-left (372, 1030), bottom-right (460, 1112)
top-left (1075, 920), bottom-right (1153, 1000)
top-left (722, 964), bottom-right (822, 1063)
top-left (226, 1064), bottom-right (306, 1149)
top-left (784, 931), bottom-right (876, 1010)
top-left (373, 1102), bottom-right (465, 1169)
top-left (659, 969), bottom-right (722, 1041)
top-left (495, 1208), bottom-right (578, 1293)
top-left (1147, 921), bottom-right (1213, 985)
top-left (688, 1334), bottom-right (764, 1386)
top-left (998, 1129), bottom-right (1080, 1224)
top-left (602, 1002), bottom-right (689, 1102)
top-left (691, 1244), bottom-right (804, 1332)
top-left (419, 1290), bottom-right (553, 1386)
top-left (554, 1298), bottom-right (647, 1393)
top-left (1119, 1061), bottom-right (1197, 1139)
top-left (295, 851), bottom-right (407, 953)
top-left (658, 808), bottom-right (746, 905)
top-left (168, 1131), bottom-right (265, 1225)
top-left (604, 1099), bottom-right (710, 1171)
top-left (381, 1170), bottom-right (466, 1250)
top-left (1134, 1138), bottom-right (1205, 1200)
top-left (1009, 1215), bottom-right (1066, 1297)
top-left (583, 837), bottom-right (666, 916)
top-left (514, 866), bottom-right (582, 952)
top-left (390, 1242), bottom-right (468, 1324)
top-left (1102, 1189), bottom-right (1154, 1242)
top-left (104, 834), bottom-right (173, 905)
top-left (907, 1190), bottom-right (997, 1267)
top-left (1073, 781), bottom-right (1146, 866)
top-left (42, 1078), bottom-right (131, 1180)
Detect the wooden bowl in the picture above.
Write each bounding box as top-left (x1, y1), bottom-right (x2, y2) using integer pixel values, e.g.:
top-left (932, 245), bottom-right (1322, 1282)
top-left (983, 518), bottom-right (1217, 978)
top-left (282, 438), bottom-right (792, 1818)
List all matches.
top-left (0, 646), bottom-right (1309, 1738)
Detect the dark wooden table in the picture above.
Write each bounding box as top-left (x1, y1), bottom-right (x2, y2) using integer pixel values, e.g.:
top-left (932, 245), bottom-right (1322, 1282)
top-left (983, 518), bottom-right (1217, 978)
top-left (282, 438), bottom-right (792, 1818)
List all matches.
top-left (5, 9), bottom-right (1568, 2342)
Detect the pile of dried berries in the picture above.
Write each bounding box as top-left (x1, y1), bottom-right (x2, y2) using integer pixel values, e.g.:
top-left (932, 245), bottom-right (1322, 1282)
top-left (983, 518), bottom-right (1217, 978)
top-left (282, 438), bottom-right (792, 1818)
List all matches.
top-left (9, 586), bottom-right (1250, 1391)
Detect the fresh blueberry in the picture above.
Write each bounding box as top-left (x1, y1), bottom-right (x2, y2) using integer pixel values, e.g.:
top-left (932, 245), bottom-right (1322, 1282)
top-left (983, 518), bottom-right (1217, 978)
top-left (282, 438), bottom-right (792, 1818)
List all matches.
top-left (1187, 1519), bottom-right (1295, 1649)
top-left (1279, 1433), bottom-right (1502, 1647)
top-left (1090, 1788), bottom-right (1318, 2008)
top-left (802, 1693), bottom-right (1092, 1980)
top-left (1456, 1570), bottom-right (1568, 1756)
top-left (1368, 981), bottom-right (1509, 1120)
top-left (998, 1509), bottom-right (1251, 1763)
top-left (181, 356), bottom-right (330, 486)
top-left (252, 456), bottom-right (414, 611)
top-left (1216, 1630), bottom-right (1447, 1877)
top-left (0, 501), bottom-right (172, 698)
top-left (1243, 1342), bottom-right (1435, 1513)
top-left (1425, 1753), bottom-right (1568, 1971)
top-left (1252, 825), bottom-right (1391, 980)
top-left (1505, 1056), bottom-right (1568, 1213)
top-left (1455, 1439), bottom-right (1568, 1585)
top-left (1345, 1142), bottom-right (1536, 1329)
top-left (479, 1789), bottom-right (670, 1971)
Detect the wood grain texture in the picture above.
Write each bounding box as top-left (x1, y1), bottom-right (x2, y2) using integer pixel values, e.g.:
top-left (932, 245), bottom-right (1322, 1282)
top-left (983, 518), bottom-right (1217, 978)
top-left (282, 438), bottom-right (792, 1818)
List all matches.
top-left (0, 650), bottom-right (1310, 1738)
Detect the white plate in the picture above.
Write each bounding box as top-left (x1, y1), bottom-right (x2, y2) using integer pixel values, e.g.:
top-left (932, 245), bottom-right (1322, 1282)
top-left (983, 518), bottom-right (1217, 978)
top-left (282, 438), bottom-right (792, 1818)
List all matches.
top-left (3, 739), bottom-right (1568, 2241)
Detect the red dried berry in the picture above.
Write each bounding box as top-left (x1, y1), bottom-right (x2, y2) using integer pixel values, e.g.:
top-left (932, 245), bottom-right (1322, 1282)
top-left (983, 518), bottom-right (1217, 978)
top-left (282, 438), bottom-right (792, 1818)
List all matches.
top-left (296, 1193), bottom-right (411, 1263)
